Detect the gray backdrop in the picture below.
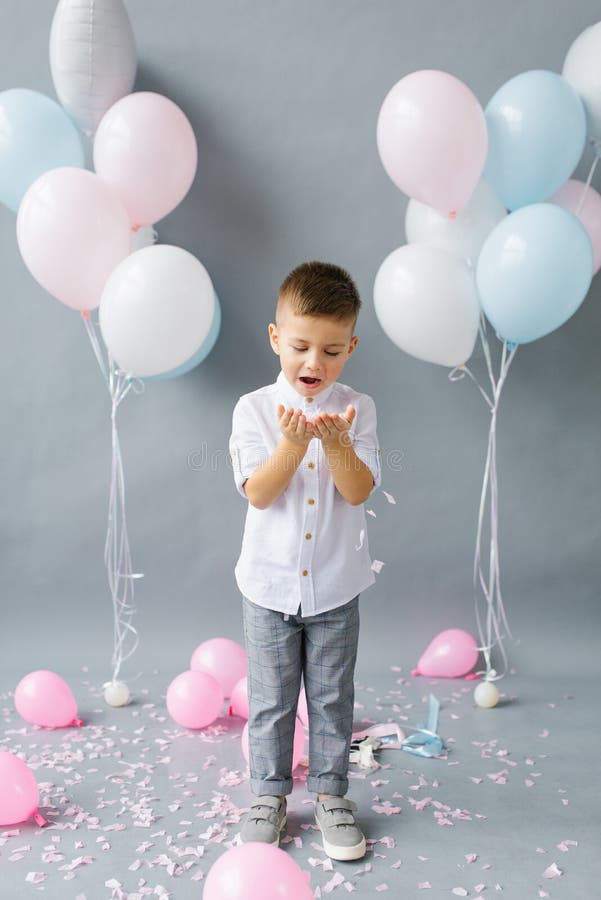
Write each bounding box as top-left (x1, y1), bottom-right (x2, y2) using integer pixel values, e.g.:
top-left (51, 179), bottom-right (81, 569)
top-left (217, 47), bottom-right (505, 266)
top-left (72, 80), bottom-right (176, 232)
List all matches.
top-left (1, 0), bottom-right (600, 682)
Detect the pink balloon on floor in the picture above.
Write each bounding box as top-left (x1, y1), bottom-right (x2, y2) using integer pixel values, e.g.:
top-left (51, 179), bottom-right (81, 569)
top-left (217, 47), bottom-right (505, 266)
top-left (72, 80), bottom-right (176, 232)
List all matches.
top-left (94, 91), bottom-right (198, 227)
top-left (413, 629), bottom-right (479, 678)
top-left (549, 178), bottom-right (601, 274)
top-left (0, 751), bottom-right (39, 826)
top-left (297, 686), bottom-right (309, 727)
top-left (241, 717), bottom-right (305, 770)
top-left (166, 670), bottom-right (224, 729)
top-left (190, 638), bottom-right (247, 698)
top-left (229, 676), bottom-right (248, 719)
top-left (15, 670), bottom-right (79, 728)
top-left (377, 69), bottom-right (488, 215)
top-left (203, 842), bottom-right (313, 900)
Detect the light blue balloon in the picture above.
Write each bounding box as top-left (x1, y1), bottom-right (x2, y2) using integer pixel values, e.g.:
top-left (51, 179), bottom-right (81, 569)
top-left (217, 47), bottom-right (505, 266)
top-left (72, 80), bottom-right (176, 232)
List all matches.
top-left (476, 203), bottom-right (592, 344)
top-left (0, 88), bottom-right (85, 212)
top-left (484, 70), bottom-right (586, 211)
top-left (141, 292), bottom-right (222, 382)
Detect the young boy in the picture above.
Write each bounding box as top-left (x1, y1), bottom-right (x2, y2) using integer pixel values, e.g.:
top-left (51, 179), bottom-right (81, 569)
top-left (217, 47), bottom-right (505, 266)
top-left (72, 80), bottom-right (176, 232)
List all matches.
top-left (228, 261), bottom-right (381, 861)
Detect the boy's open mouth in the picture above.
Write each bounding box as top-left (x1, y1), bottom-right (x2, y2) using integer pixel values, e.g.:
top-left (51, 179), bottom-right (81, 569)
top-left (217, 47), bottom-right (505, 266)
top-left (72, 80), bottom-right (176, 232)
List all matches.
top-left (299, 377), bottom-right (321, 385)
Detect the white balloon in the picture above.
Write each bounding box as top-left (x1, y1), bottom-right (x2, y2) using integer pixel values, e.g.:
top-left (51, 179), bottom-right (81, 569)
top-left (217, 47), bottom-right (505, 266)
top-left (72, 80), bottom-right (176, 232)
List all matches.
top-left (563, 21), bottom-right (601, 142)
top-left (100, 245), bottom-right (215, 377)
top-left (374, 244), bottom-right (480, 367)
top-left (405, 179), bottom-right (507, 267)
top-left (49, 0), bottom-right (137, 137)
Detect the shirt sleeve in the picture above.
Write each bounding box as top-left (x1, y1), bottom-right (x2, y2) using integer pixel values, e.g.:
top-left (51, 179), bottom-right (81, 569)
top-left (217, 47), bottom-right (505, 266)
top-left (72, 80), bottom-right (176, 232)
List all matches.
top-left (350, 394), bottom-right (382, 497)
top-left (229, 396), bottom-right (270, 499)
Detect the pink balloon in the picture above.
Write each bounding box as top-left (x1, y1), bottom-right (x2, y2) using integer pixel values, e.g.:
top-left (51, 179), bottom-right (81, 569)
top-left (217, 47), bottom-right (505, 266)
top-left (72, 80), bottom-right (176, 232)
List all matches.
top-left (549, 178), bottom-right (601, 274)
top-left (203, 842), bottom-right (313, 900)
top-left (297, 686), bottom-right (309, 727)
top-left (414, 629), bottom-right (479, 678)
top-left (16, 167), bottom-right (131, 311)
top-left (94, 91), bottom-right (198, 227)
top-left (377, 70), bottom-right (488, 215)
top-left (190, 638), bottom-right (247, 698)
top-left (241, 717), bottom-right (305, 771)
top-left (14, 670), bottom-right (79, 728)
top-left (0, 751), bottom-right (39, 826)
top-left (166, 670), bottom-right (224, 729)
top-left (230, 676), bottom-right (249, 719)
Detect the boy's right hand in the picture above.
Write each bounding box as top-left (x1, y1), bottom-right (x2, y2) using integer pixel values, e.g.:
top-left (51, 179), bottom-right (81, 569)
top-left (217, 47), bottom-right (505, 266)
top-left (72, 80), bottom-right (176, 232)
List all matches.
top-left (277, 404), bottom-right (315, 448)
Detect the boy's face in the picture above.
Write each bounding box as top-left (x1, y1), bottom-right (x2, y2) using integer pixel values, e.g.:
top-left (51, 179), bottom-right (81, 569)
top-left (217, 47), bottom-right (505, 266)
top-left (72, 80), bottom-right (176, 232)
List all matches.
top-left (268, 307), bottom-right (359, 398)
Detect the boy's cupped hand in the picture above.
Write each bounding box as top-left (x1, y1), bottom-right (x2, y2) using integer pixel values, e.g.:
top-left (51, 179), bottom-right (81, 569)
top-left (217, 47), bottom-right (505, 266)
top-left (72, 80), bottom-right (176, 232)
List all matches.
top-left (277, 404), bottom-right (355, 448)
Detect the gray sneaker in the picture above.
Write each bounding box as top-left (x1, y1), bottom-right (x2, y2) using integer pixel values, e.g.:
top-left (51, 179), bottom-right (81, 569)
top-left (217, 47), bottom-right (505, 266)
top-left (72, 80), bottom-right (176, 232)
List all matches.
top-left (315, 796), bottom-right (366, 861)
top-left (238, 795), bottom-right (287, 846)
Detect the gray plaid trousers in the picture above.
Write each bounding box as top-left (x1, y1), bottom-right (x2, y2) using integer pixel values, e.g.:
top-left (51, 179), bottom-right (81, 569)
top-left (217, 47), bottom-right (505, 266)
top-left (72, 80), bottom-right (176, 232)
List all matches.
top-left (242, 594), bottom-right (360, 797)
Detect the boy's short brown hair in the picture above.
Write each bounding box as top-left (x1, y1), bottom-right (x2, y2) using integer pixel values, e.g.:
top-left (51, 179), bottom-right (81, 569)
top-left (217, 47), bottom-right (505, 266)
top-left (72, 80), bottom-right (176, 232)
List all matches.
top-left (277, 261), bottom-right (361, 333)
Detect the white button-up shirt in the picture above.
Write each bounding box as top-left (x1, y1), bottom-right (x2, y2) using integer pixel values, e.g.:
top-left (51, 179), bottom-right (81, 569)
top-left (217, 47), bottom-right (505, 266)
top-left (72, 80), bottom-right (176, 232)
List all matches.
top-left (229, 370), bottom-right (381, 616)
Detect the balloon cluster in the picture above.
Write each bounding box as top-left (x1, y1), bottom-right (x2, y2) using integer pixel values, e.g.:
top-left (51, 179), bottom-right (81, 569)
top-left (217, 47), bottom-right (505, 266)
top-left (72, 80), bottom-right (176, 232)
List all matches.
top-left (374, 25), bottom-right (601, 364)
top-left (0, 669), bottom-right (83, 827)
top-left (167, 637), bottom-right (308, 770)
top-left (0, 0), bottom-right (220, 379)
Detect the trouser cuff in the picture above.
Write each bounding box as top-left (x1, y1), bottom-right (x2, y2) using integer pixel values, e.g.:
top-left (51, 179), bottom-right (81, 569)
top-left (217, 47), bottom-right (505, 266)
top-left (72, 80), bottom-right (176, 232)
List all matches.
top-left (307, 775), bottom-right (349, 795)
top-left (251, 777), bottom-right (293, 796)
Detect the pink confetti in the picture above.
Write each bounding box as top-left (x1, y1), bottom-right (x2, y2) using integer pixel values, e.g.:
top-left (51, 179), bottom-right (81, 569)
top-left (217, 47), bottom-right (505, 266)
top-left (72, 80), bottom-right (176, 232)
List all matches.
top-left (323, 872), bottom-right (345, 893)
top-left (25, 873), bottom-right (47, 884)
top-left (375, 886), bottom-right (389, 892)
top-left (542, 862), bottom-right (563, 879)
top-left (557, 839), bottom-right (577, 852)
top-left (452, 890), bottom-right (468, 897)
top-left (372, 802), bottom-right (402, 815)
top-left (418, 882), bottom-right (432, 890)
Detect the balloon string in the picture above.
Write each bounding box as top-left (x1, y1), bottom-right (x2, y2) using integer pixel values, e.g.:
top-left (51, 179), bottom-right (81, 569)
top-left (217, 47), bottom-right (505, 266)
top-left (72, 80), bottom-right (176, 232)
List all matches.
top-left (449, 324), bottom-right (518, 682)
top-left (575, 143), bottom-right (601, 217)
top-left (81, 314), bottom-right (143, 683)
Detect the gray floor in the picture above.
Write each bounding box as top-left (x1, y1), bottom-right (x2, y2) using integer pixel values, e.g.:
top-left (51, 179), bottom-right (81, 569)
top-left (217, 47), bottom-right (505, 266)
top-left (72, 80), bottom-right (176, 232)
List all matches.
top-left (1, 664), bottom-right (598, 899)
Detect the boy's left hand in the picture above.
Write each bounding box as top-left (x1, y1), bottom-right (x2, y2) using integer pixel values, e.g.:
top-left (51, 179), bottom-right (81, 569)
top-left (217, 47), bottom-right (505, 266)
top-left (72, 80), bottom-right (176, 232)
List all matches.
top-left (310, 404), bottom-right (356, 448)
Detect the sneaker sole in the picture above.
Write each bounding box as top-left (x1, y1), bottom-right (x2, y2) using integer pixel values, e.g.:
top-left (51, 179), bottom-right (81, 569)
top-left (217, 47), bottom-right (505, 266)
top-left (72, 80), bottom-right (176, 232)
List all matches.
top-left (316, 819), bottom-right (367, 861)
top-left (236, 814), bottom-right (287, 847)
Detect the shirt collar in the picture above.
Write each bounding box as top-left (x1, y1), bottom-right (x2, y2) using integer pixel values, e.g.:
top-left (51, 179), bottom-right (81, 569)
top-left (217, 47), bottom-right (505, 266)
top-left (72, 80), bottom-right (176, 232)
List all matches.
top-left (276, 369), bottom-right (337, 409)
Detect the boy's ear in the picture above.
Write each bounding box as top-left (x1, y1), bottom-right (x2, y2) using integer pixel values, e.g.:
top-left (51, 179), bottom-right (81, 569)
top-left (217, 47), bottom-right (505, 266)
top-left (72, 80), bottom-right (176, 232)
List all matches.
top-left (268, 323), bottom-right (280, 355)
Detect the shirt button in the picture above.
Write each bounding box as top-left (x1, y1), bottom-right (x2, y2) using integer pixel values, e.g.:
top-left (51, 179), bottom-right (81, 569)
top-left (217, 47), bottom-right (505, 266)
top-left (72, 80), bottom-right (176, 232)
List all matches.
top-left (305, 532), bottom-right (312, 539)
top-left (306, 397), bottom-right (314, 403)
top-left (308, 498), bottom-right (315, 505)
top-left (302, 569), bottom-right (308, 576)
top-left (308, 462), bottom-right (315, 469)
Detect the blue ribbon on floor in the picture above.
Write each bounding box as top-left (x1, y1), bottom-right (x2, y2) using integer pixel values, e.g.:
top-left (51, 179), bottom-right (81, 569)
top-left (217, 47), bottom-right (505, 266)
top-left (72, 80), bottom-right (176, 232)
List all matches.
top-left (400, 693), bottom-right (445, 758)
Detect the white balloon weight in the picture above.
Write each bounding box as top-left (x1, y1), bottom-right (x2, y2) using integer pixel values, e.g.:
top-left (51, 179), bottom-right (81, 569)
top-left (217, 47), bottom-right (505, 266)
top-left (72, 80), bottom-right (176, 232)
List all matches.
top-left (474, 680), bottom-right (500, 708)
top-left (99, 245), bottom-right (215, 377)
top-left (49, 0), bottom-right (136, 137)
top-left (563, 21), bottom-right (601, 142)
top-left (103, 681), bottom-right (130, 707)
top-left (374, 244), bottom-right (480, 367)
top-left (405, 179), bottom-right (507, 267)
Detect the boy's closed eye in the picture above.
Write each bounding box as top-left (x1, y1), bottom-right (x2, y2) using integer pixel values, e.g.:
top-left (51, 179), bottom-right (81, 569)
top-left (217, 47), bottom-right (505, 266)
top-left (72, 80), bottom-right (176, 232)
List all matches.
top-left (293, 347), bottom-right (341, 356)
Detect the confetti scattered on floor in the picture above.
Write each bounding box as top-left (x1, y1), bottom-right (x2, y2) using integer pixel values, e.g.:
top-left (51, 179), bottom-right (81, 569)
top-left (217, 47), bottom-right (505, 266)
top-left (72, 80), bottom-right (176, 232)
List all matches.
top-left (0, 666), bottom-right (595, 898)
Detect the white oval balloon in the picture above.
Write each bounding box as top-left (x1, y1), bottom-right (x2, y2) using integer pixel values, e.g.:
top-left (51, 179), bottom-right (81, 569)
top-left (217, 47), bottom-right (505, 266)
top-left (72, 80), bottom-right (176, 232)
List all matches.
top-left (405, 179), bottom-right (507, 267)
top-left (374, 244), bottom-right (480, 367)
top-left (49, 0), bottom-right (137, 137)
top-left (563, 21), bottom-right (601, 142)
top-left (99, 245), bottom-right (215, 377)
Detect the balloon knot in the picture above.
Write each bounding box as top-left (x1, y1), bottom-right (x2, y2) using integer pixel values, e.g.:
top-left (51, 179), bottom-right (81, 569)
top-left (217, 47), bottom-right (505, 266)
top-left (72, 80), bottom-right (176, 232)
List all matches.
top-left (228, 705), bottom-right (233, 716)
top-left (448, 210), bottom-right (457, 220)
top-left (81, 310), bottom-right (90, 320)
top-left (411, 668), bottom-right (421, 676)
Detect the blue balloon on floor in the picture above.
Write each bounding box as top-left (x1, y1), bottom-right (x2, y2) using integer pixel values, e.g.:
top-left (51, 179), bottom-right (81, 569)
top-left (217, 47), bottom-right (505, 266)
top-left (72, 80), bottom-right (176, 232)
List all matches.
top-left (476, 203), bottom-right (593, 344)
top-left (0, 88), bottom-right (85, 212)
top-left (484, 70), bottom-right (586, 211)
